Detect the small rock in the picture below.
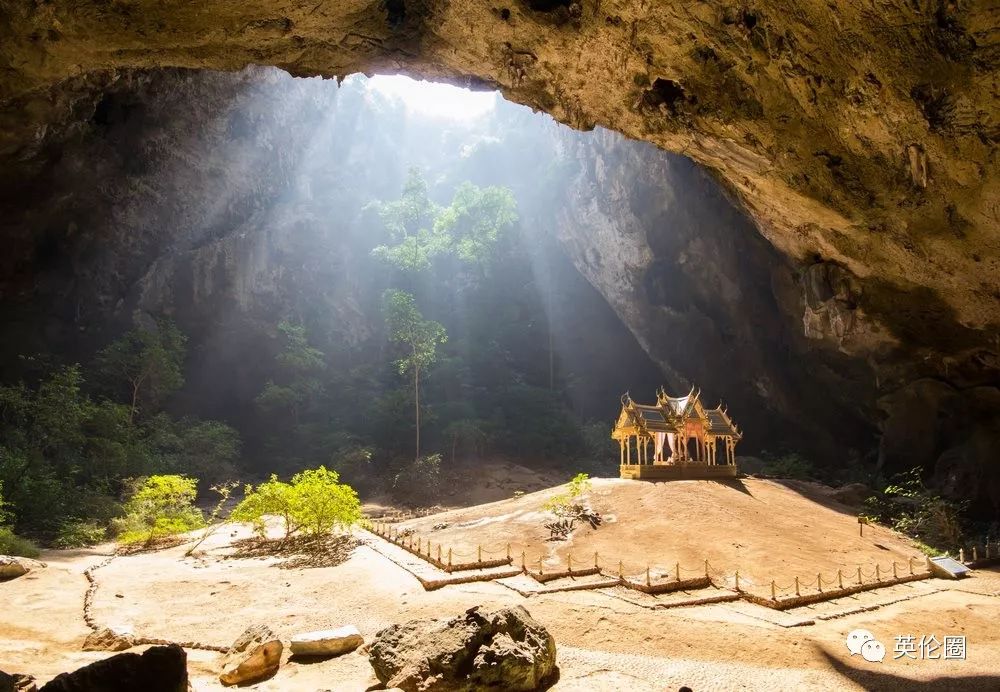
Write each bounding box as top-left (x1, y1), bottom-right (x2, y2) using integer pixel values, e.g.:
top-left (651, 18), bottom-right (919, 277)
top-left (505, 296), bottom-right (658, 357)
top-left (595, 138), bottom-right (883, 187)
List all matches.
top-left (38, 645), bottom-right (187, 692)
top-left (219, 624), bottom-right (282, 686)
top-left (0, 556), bottom-right (31, 581)
top-left (0, 670), bottom-right (37, 692)
top-left (290, 626), bottom-right (363, 657)
top-left (83, 625), bottom-right (136, 652)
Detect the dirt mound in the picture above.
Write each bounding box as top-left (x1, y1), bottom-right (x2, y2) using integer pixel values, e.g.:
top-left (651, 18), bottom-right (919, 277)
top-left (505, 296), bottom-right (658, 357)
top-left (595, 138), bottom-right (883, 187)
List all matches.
top-left (396, 478), bottom-right (924, 587)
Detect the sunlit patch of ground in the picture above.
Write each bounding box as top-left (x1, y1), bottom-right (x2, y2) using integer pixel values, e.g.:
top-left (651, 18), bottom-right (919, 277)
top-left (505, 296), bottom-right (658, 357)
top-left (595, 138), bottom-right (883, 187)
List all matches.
top-left (2, 493), bottom-right (999, 690)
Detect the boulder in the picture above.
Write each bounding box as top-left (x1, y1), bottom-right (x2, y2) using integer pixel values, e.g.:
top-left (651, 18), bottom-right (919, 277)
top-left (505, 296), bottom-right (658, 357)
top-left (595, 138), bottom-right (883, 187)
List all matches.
top-left (289, 626), bottom-right (363, 657)
top-left (829, 483), bottom-right (872, 507)
top-left (219, 624), bottom-right (282, 686)
top-left (83, 626), bottom-right (136, 652)
top-left (38, 645), bottom-right (186, 692)
top-left (0, 671), bottom-right (37, 692)
top-left (0, 557), bottom-right (29, 581)
top-left (368, 605), bottom-right (556, 692)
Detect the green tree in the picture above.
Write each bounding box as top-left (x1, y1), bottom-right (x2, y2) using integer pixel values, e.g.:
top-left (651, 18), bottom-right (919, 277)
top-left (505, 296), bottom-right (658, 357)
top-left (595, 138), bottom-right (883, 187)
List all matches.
top-left (382, 290), bottom-right (447, 461)
top-left (255, 321), bottom-right (326, 425)
top-left (433, 182), bottom-right (517, 267)
top-left (372, 170), bottom-right (517, 272)
top-left (371, 168), bottom-right (442, 271)
top-left (112, 474), bottom-right (204, 546)
top-left (95, 319), bottom-right (187, 423)
top-left (230, 467), bottom-right (361, 539)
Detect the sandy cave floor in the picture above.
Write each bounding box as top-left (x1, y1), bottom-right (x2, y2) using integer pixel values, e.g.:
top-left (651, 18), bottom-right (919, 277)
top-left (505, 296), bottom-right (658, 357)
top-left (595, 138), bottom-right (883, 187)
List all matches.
top-left (2, 519), bottom-right (999, 692)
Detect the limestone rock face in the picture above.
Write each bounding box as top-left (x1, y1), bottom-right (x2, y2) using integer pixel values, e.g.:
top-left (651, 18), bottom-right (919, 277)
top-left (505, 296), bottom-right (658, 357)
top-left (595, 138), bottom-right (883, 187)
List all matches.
top-left (289, 626), bottom-right (363, 657)
top-left (37, 645), bottom-right (187, 692)
top-left (82, 626), bottom-right (136, 652)
top-left (368, 605), bottom-right (556, 692)
top-left (219, 624), bottom-right (282, 687)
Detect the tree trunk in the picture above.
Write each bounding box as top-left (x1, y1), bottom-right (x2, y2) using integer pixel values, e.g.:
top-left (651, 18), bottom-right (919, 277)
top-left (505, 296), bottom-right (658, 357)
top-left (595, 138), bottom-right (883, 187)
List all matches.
top-left (414, 364), bottom-right (420, 463)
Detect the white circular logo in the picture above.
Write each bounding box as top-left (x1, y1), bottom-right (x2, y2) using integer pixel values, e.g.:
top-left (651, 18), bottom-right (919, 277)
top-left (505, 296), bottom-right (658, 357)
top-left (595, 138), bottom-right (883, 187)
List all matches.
top-left (846, 629), bottom-right (876, 656)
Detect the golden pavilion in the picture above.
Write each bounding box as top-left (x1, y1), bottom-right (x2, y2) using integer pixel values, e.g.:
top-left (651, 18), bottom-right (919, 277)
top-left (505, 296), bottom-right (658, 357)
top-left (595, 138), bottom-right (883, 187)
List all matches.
top-left (612, 386), bottom-right (742, 480)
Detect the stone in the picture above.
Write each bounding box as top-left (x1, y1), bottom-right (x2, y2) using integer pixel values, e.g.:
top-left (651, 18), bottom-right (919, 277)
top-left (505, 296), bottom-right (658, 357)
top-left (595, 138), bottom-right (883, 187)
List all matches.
top-left (368, 605), bottom-right (556, 692)
top-left (37, 645), bottom-right (187, 692)
top-left (289, 626), bottom-right (363, 657)
top-left (0, 557), bottom-right (29, 581)
top-left (82, 625), bottom-right (136, 652)
top-left (219, 624), bottom-right (282, 686)
top-left (0, 671), bottom-right (37, 692)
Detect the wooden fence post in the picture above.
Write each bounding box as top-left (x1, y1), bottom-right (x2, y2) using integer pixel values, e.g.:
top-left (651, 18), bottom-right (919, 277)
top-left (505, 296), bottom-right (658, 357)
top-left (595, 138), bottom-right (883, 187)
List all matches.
top-left (817, 573), bottom-right (823, 593)
top-left (568, 553), bottom-right (573, 575)
top-left (521, 551), bottom-right (526, 570)
top-left (959, 547), bottom-right (965, 563)
top-left (618, 560), bottom-right (624, 579)
top-left (857, 566), bottom-right (862, 585)
top-left (675, 562), bottom-right (681, 582)
top-left (892, 562), bottom-right (898, 579)
top-left (507, 544), bottom-right (511, 561)
top-left (437, 545), bottom-right (442, 563)
top-left (909, 557), bottom-right (914, 575)
top-left (538, 557), bottom-right (544, 576)
top-left (875, 564), bottom-right (880, 581)
top-left (646, 565), bottom-right (651, 587)
top-left (704, 559), bottom-right (709, 578)
top-left (478, 545), bottom-right (482, 563)
top-left (448, 548), bottom-right (452, 567)
top-left (735, 570), bottom-right (740, 592)
top-left (771, 580), bottom-right (776, 600)
top-left (838, 569), bottom-right (843, 589)
top-left (594, 551), bottom-right (599, 569)
top-left (795, 576), bottom-right (800, 596)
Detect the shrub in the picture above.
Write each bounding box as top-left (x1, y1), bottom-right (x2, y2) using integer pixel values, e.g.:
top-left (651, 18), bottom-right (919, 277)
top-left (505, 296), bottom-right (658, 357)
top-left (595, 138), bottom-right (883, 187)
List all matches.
top-left (391, 454), bottom-right (442, 505)
top-left (54, 520), bottom-right (107, 548)
top-left (289, 466), bottom-right (362, 536)
top-left (231, 467), bottom-right (361, 539)
top-left (0, 526), bottom-right (40, 558)
top-left (863, 467), bottom-right (964, 550)
top-left (759, 451), bottom-right (816, 480)
top-left (112, 475), bottom-right (205, 546)
top-left (544, 472), bottom-right (592, 515)
top-left (231, 475), bottom-right (299, 538)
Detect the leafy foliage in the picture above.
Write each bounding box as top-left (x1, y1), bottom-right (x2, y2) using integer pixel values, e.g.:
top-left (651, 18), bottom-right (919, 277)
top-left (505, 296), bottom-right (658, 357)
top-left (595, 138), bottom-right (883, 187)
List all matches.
top-left (863, 468), bottom-right (965, 550)
top-left (392, 453), bottom-right (443, 505)
top-left (544, 472), bottom-right (592, 515)
top-left (112, 475), bottom-right (205, 546)
top-left (95, 319), bottom-right (186, 423)
top-left (383, 290), bottom-right (447, 461)
top-left (231, 466), bottom-right (361, 539)
top-left (54, 520), bottom-right (107, 548)
top-left (0, 526), bottom-right (39, 558)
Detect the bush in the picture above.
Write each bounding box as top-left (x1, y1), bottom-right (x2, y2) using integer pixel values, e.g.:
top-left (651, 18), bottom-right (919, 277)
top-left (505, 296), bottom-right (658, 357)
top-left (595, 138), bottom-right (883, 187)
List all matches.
top-left (231, 466), bottom-right (361, 539)
top-left (54, 519), bottom-right (107, 548)
top-left (0, 526), bottom-right (40, 558)
top-left (759, 451), bottom-right (816, 480)
top-left (112, 475), bottom-right (205, 546)
top-left (544, 472), bottom-right (592, 515)
top-left (391, 454), bottom-right (442, 505)
top-left (290, 466), bottom-right (362, 536)
top-left (231, 475), bottom-right (299, 538)
top-left (863, 468), bottom-right (965, 550)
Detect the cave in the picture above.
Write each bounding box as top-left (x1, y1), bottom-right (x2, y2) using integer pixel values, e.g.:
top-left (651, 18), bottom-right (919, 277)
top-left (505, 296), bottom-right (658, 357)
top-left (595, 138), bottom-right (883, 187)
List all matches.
top-left (0, 3), bottom-right (998, 687)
